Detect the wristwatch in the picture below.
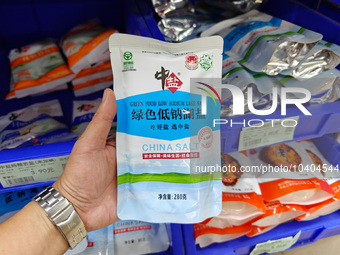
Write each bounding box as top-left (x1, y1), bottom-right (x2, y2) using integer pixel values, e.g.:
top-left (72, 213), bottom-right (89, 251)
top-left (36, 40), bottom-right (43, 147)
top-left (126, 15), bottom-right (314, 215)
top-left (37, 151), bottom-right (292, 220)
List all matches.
top-left (33, 186), bottom-right (87, 249)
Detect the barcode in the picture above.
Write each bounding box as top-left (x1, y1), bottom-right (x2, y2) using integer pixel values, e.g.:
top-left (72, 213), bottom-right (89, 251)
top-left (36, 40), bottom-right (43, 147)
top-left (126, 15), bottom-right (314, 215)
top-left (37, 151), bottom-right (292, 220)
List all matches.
top-left (244, 138), bottom-right (262, 148)
top-left (5, 176), bottom-right (34, 185)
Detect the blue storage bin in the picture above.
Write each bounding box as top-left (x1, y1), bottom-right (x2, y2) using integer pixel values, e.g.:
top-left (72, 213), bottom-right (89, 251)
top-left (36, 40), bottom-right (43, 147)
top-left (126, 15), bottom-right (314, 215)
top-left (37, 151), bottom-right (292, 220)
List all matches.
top-left (182, 209), bottom-right (340, 255)
top-left (294, 0), bottom-right (340, 25)
top-left (182, 134), bottom-right (340, 255)
top-left (134, 0), bottom-right (340, 153)
top-left (0, 0), bottom-right (152, 193)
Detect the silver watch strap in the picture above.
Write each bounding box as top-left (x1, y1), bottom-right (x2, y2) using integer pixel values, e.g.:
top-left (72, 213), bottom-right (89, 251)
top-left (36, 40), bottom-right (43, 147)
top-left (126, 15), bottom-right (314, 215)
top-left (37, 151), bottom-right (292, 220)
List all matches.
top-left (34, 186), bottom-right (87, 249)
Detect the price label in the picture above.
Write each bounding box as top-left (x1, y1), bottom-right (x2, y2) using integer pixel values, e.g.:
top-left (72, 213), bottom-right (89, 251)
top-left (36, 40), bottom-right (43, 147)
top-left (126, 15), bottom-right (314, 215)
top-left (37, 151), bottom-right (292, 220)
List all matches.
top-left (250, 231), bottom-right (301, 255)
top-left (239, 116), bottom-right (299, 151)
top-left (0, 156), bottom-right (69, 188)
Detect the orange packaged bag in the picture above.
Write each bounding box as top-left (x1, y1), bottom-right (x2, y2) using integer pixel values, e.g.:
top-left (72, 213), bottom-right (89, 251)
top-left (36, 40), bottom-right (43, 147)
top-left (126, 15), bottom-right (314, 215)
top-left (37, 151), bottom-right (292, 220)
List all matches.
top-left (5, 78), bottom-right (15, 100)
top-left (247, 225), bottom-right (278, 237)
top-left (61, 20), bottom-right (117, 74)
top-left (194, 222), bottom-right (252, 248)
top-left (72, 61), bottom-right (113, 97)
top-left (252, 200), bottom-right (306, 227)
top-left (249, 142), bottom-right (334, 205)
top-left (9, 39), bottom-right (74, 98)
top-left (296, 140), bottom-right (340, 221)
top-left (206, 151), bottom-right (265, 228)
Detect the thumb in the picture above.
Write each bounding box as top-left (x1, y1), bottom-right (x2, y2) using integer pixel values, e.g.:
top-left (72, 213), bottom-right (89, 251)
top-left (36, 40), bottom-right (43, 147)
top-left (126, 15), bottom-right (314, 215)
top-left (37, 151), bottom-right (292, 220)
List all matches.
top-left (75, 88), bottom-right (117, 151)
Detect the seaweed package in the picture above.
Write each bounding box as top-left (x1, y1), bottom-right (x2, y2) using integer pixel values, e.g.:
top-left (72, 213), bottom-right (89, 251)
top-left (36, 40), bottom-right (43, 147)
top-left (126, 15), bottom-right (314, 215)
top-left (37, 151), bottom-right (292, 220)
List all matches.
top-left (113, 220), bottom-right (170, 255)
top-left (109, 34), bottom-right (223, 223)
top-left (249, 142), bottom-right (334, 205)
top-left (206, 151), bottom-right (265, 228)
top-left (295, 140), bottom-right (340, 221)
top-left (9, 39), bottom-right (74, 98)
top-left (201, 10), bottom-right (322, 75)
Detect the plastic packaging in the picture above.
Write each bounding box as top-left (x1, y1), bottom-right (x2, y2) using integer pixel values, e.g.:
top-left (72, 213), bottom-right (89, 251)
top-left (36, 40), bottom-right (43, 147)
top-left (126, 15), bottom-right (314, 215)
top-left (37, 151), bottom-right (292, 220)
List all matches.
top-left (281, 40), bottom-right (340, 79)
top-left (72, 61), bottom-right (113, 97)
top-left (9, 39), bottom-right (74, 98)
top-left (252, 200), bottom-right (306, 227)
top-left (71, 98), bottom-right (116, 137)
top-left (296, 140), bottom-right (340, 221)
top-left (196, 0), bottom-right (264, 14)
top-left (206, 151), bottom-right (265, 228)
top-left (113, 220), bottom-right (170, 255)
top-left (0, 100), bottom-right (77, 150)
top-left (277, 69), bottom-right (340, 104)
top-left (71, 98), bottom-right (101, 137)
top-left (249, 142), bottom-right (335, 205)
top-left (152, 0), bottom-right (194, 19)
top-left (5, 78), bottom-right (15, 100)
top-left (61, 20), bottom-right (117, 74)
top-left (109, 33), bottom-right (223, 223)
top-left (220, 54), bottom-right (279, 116)
top-left (194, 222), bottom-right (252, 248)
top-left (201, 10), bottom-right (322, 75)
top-left (247, 224), bottom-right (277, 237)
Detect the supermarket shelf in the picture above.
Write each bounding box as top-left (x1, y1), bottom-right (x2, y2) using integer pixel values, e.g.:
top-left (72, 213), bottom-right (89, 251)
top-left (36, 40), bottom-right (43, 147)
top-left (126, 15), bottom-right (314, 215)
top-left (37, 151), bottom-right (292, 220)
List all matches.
top-left (220, 101), bottom-right (340, 153)
top-left (135, 0), bottom-right (340, 153)
top-left (0, 0), bottom-right (149, 193)
top-left (182, 134), bottom-right (340, 255)
top-left (182, 209), bottom-right (340, 255)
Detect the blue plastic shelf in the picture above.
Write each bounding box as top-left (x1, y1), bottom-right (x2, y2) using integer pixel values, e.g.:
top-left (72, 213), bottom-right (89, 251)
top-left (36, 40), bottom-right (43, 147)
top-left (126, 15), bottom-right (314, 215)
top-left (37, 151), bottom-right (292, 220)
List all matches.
top-left (182, 134), bottom-right (340, 255)
top-left (0, 0), bottom-right (152, 193)
top-left (221, 101), bottom-right (340, 153)
top-left (182, 209), bottom-right (340, 255)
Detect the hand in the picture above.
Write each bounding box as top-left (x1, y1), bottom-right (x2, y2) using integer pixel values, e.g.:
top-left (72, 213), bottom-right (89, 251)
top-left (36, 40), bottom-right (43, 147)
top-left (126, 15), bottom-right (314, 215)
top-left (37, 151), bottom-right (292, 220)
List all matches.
top-left (53, 88), bottom-right (118, 232)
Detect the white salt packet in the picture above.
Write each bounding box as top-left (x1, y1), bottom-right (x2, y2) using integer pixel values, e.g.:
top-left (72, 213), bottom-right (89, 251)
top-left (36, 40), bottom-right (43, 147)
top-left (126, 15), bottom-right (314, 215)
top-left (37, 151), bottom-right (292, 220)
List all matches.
top-left (110, 33), bottom-right (223, 223)
top-left (113, 220), bottom-right (170, 255)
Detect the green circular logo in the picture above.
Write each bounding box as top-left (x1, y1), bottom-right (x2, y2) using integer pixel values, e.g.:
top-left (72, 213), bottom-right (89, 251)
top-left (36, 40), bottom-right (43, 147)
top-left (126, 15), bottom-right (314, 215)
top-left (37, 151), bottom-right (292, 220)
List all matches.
top-left (123, 51), bottom-right (133, 60)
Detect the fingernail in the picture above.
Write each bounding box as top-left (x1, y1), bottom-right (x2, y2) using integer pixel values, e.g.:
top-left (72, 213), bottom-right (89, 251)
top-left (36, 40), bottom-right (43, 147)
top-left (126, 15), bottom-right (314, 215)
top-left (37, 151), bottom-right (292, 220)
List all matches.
top-left (103, 89), bottom-right (109, 102)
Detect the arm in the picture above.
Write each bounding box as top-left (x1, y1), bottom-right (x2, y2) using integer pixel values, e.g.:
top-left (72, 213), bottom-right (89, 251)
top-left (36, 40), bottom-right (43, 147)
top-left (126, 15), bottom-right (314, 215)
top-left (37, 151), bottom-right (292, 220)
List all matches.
top-left (0, 88), bottom-right (118, 255)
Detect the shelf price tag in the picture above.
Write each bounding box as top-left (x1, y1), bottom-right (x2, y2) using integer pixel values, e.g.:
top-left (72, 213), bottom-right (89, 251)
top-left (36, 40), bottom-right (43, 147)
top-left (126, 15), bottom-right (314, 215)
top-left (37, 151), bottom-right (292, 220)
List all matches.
top-left (250, 230), bottom-right (301, 255)
top-left (0, 155), bottom-right (69, 188)
top-left (238, 116), bottom-right (299, 151)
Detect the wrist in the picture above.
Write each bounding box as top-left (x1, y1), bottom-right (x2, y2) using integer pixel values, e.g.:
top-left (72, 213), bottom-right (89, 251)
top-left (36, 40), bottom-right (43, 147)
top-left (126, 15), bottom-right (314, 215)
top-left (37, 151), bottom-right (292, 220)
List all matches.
top-left (33, 185), bottom-right (87, 249)
top-left (29, 201), bottom-right (70, 254)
